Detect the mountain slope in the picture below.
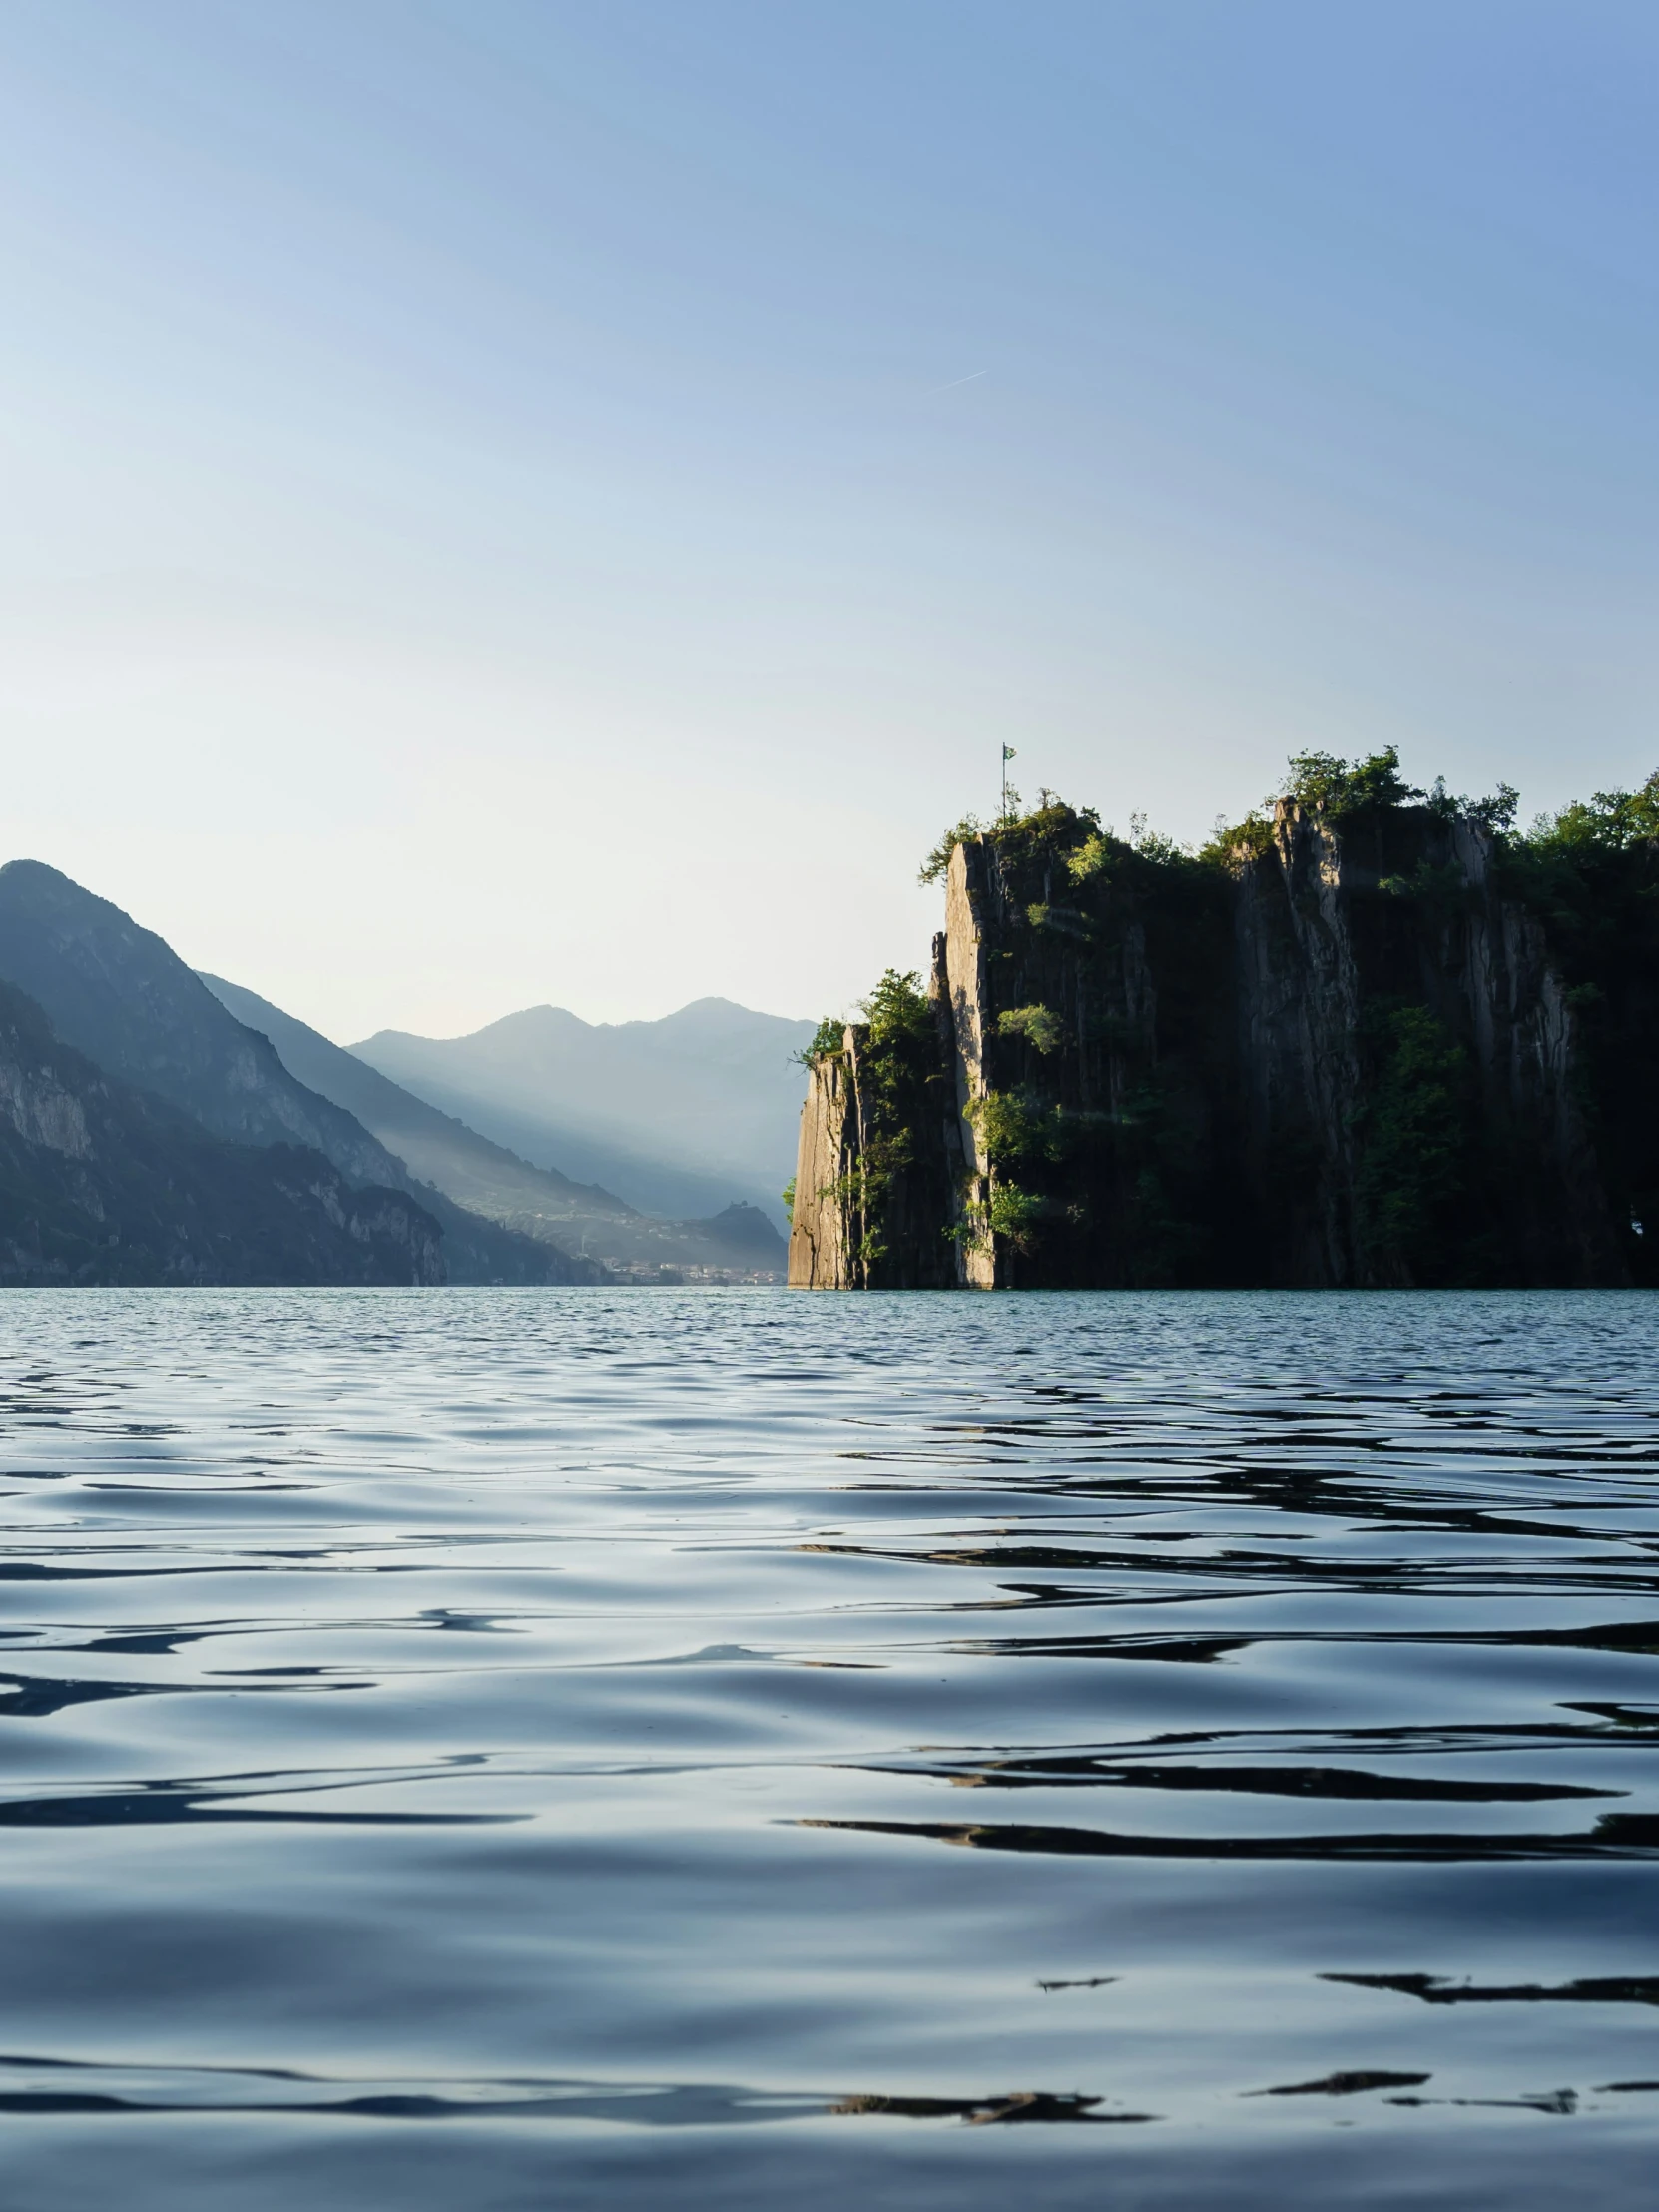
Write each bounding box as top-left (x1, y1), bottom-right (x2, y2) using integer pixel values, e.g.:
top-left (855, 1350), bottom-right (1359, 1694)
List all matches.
top-left (202, 976), bottom-right (786, 1278)
top-left (199, 974), bottom-right (634, 1224)
top-left (0, 861), bottom-right (597, 1285)
top-left (353, 996), bottom-right (815, 1224)
top-left (0, 861), bottom-right (409, 1180)
top-left (0, 981), bottom-right (444, 1286)
top-left (333, 1062), bottom-right (764, 1222)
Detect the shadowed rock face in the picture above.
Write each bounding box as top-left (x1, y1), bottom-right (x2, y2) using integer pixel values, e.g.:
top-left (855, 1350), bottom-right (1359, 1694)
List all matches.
top-left (0, 981), bottom-right (444, 1286)
top-left (789, 797), bottom-right (1635, 1290)
top-left (1231, 802), bottom-right (1619, 1287)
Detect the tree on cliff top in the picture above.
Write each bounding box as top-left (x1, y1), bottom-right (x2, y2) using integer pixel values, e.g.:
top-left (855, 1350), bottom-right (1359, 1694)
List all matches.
top-left (1283, 745), bottom-right (1420, 818)
top-left (918, 814), bottom-right (985, 885)
top-left (1522, 771), bottom-right (1659, 855)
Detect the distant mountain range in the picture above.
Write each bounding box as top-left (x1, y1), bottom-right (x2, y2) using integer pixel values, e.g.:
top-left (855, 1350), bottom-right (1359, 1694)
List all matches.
top-left (199, 974), bottom-right (634, 1224)
top-left (0, 856), bottom-right (796, 1287)
top-left (200, 976), bottom-right (789, 1278)
top-left (352, 1000), bottom-right (815, 1226)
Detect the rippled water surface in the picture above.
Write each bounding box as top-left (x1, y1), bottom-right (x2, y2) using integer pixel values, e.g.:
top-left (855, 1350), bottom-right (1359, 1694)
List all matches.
top-left (2, 1288), bottom-right (1658, 2208)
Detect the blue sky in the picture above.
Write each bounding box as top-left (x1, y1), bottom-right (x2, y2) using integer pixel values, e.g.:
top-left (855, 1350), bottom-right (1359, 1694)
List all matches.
top-left (4, 1), bottom-right (1658, 1033)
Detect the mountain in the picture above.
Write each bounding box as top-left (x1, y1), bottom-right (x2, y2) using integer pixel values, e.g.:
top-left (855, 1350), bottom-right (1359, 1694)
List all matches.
top-left (198, 973), bottom-right (633, 1223)
top-left (351, 997), bottom-right (816, 1225)
top-left (0, 861), bottom-right (596, 1285)
top-left (0, 980), bottom-right (444, 1286)
top-left (200, 975), bottom-right (788, 1281)
top-left (0, 861), bottom-right (397, 1178)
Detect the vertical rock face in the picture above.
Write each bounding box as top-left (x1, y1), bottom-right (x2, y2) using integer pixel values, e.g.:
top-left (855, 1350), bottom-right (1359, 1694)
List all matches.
top-left (1235, 803), bottom-right (1365, 1283)
top-left (941, 842), bottom-right (997, 1287)
top-left (1236, 801), bottom-right (1621, 1286)
top-left (787, 1030), bottom-right (857, 1289)
top-left (791, 794), bottom-right (1637, 1289)
top-left (929, 836), bottom-right (1173, 1285)
top-left (786, 996), bottom-right (962, 1291)
top-left (1445, 823), bottom-right (1618, 1281)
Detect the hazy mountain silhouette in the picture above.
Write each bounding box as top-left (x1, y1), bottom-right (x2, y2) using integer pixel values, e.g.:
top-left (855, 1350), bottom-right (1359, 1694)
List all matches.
top-left (202, 976), bottom-right (788, 1279)
top-left (200, 974), bottom-right (634, 1223)
top-left (352, 998), bottom-right (815, 1225)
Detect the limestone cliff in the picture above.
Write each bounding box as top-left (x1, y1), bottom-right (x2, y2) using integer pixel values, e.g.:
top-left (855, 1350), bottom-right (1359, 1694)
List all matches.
top-left (788, 1033), bottom-right (858, 1289)
top-left (790, 774), bottom-right (1648, 1291)
top-left (787, 985), bottom-right (961, 1291)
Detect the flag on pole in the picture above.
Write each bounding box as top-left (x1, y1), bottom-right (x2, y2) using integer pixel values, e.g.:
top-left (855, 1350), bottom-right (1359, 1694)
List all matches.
top-left (1002, 745), bottom-right (1017, 761)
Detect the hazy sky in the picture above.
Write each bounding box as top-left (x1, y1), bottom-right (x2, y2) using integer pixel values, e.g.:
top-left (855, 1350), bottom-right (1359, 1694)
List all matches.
top-left (6, 2), bottom-right (1659, 1038)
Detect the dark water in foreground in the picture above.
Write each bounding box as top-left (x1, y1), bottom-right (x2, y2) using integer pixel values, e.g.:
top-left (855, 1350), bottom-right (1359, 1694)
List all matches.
top-left (1, 1289), bottom-right (1657, 2209)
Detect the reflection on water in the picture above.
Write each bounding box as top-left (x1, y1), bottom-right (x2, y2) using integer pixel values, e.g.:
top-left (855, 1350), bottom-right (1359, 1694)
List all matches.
top-left (0, 1288), bottom-right (1657, 2208)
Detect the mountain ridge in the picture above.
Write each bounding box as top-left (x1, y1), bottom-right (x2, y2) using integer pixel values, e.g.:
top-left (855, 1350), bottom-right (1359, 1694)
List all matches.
top-left (0, 860), bottom-right (400, 1182)
top-left (205, 976), bottom-right (787, 1280)
top-left (199, 974), bottom-right (637, 1223)
top-left (353, 995), bottom-right (816, 1228)
top-left (0, 861), bottom-right (598, 1285)
top-left (0, 979), bottom-right (445, 1287)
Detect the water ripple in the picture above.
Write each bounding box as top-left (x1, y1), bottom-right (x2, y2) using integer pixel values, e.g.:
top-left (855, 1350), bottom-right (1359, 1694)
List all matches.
top-left (1, 1288), bottom-right (1657, 2207)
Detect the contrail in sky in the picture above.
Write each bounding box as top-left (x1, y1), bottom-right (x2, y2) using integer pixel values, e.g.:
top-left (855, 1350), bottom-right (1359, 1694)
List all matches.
top-left (928, 370), bottom-right (989, 393)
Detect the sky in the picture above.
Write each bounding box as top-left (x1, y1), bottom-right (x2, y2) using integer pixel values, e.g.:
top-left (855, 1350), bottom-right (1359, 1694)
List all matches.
top-left (5, 1), bottom-right (1659, 1039)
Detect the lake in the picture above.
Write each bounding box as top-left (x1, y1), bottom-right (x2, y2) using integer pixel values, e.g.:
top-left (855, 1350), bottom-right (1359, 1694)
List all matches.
top-left (0, 1288), bottom-right (1656, 2208)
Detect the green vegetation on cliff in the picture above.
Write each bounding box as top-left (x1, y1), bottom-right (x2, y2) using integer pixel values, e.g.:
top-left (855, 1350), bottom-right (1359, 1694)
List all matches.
top-left (799, 970), bottom-right (956, 1285)
top-left (796, 754), bottom-right (1659, 1290)
top-left (1500, 771), bottom-right (1659, 1257)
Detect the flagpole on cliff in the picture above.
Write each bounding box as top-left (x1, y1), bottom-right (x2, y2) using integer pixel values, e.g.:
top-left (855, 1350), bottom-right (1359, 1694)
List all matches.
top-left (1001, 743), bottom-right (1017, 823)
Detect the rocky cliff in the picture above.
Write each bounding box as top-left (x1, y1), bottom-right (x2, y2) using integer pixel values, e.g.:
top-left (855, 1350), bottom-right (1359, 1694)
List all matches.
top-left (789, 765), bottom-right (1652, 1290)
top-left (1235, 800), bottom-right (1619, 1286)
top-left (786, 980), bottom-right (961, 1290)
